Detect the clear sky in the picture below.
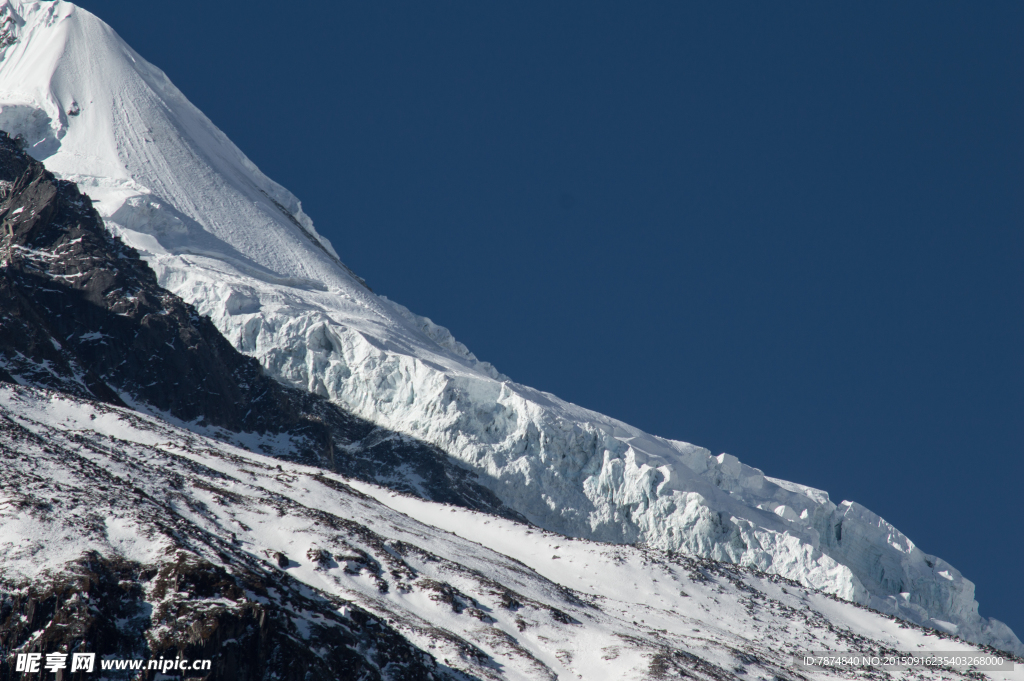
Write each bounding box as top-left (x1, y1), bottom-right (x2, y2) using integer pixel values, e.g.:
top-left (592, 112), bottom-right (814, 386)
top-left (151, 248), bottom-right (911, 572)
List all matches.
top-left (76, 1), bottom-right (1023, 637)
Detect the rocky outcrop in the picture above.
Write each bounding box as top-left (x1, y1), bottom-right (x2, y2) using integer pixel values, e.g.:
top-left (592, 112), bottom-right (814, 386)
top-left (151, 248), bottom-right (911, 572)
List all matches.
top-left (0, 552), bottom-right (436, 681)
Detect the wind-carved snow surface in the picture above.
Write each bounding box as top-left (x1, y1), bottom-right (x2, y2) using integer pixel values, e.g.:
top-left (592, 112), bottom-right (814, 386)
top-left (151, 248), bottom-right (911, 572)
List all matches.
top-left (0, 0), bottom-right (1019, 655)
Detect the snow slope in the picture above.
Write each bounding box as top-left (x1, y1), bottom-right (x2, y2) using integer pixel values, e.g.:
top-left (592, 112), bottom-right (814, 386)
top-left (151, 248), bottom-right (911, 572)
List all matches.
top-left (2, 384), bottom-right (1020, 681)
top-left (0, 0), bottom-right (1018, 654)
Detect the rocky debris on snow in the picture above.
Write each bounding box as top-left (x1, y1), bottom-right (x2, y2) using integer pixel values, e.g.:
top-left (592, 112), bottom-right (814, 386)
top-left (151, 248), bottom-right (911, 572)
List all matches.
top-left (0, 384), bottom-right (1019, 681)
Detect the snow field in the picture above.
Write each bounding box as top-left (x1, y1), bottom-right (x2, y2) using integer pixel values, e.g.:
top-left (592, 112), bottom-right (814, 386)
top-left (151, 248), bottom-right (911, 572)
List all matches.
top-left (1, 385), bottom-right (1020, 680)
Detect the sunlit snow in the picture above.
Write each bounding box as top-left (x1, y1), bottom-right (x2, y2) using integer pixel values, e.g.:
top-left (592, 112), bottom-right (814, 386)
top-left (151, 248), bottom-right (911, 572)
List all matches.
top-left (1, 385), bottom-right (1018, 680)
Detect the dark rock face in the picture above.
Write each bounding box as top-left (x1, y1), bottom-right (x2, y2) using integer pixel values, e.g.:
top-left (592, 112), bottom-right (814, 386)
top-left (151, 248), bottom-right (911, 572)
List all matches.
top-left (0, 131), bottom-right (295, 423)
top-left (0, 131), bottom-right (522, 520)
top-left (0, 552), bottom-right (437, 681)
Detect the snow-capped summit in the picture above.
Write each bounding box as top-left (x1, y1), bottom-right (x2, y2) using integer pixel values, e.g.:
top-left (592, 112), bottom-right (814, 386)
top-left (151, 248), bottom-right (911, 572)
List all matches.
top-left (0, 0), bottom-right (1018, 655)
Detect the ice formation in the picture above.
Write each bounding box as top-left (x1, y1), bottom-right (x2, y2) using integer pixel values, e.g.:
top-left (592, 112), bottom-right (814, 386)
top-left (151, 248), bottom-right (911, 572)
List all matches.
top-left (0, 0), bottom-right (1018, 654)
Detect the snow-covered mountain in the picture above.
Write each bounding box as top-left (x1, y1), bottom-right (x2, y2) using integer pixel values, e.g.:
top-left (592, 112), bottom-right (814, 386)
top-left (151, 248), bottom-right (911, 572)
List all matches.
top-left (0, 0), bottom-right (1019, 661)
top-left (4, 140), bottom-right (1019, 681)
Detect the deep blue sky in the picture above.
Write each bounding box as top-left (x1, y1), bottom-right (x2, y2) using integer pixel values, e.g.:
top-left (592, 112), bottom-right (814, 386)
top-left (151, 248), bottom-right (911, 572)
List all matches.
top-left (77, 1), bottom-right (1022, 636)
